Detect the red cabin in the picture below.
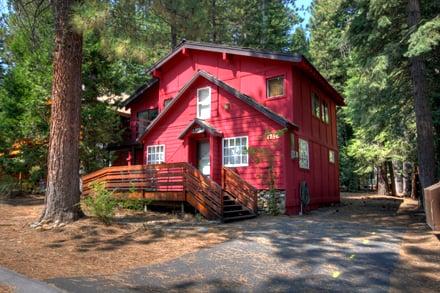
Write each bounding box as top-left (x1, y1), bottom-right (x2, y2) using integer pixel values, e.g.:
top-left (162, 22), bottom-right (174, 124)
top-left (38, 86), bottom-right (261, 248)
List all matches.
top-left (109, 41), bottom-right (344, 216)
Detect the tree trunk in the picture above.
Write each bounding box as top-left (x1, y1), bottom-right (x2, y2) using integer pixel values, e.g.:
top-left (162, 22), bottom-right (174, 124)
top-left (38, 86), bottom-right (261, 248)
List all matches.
top-left (211, 0), bottom-right (217, 42)
top-left (387, 160), bottom-right (397, 196)
top-left (378, 163), bottom-right (390, 195)
top-left (402, 161), bottom-right (412, 197)
top-left (171, 24), bottom-right (177, 48)
top-left (39, 0), bottom-right (83, 224)
top-left (407, 0), bottom-right (436, 191)
top-left (411, 165), bottom-right (420, 199)
top-left (393, 161), bottom-right (403, 195)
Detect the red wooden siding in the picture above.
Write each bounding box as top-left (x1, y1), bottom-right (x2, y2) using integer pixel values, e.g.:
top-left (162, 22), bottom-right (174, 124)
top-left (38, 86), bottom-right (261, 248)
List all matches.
top-left (124, 44), bottom-right (342, 215)
top-left (142, 77), bottom-right (285, 189)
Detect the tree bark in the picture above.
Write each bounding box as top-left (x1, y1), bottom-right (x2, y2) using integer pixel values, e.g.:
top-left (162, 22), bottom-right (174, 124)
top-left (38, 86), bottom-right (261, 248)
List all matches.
top-left (407, 0), bottom-right (437, 190)
top-left (211, 0), bottom-right (217, 42)
top-left (387, 160), bottom-right (397, 196)
top-left (411, 165), bottom-right (420, 200)
top-left (402, 161), bottom-right (412, 197)
top-left (39, 0), bottom-right (83, 224)
top-left (378, 163), bottom-right (390, 195)
top-left (393, 161), bottom-right (403, 195)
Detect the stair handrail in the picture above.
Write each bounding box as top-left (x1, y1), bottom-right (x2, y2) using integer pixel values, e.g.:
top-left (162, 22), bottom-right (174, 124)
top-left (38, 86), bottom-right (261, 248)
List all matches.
top-left (183, 163), bottom-right (223, 220)
top-left (222, 167), bottom-right (258, 213)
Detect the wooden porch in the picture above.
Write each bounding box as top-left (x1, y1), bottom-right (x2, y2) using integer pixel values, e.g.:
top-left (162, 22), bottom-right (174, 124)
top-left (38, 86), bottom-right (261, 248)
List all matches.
top-left (81, 162), bottom-right (258, 222)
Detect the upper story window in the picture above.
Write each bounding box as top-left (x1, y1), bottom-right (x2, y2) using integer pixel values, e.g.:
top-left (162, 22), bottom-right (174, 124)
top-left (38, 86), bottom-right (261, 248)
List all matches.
top-left (146, 144), bottom-right (165, 164)
top-left (322, 102), bottom-right (330, 124)
top-left (223, 136), bottom-right (248, 167)
top-left (299, 138), bottom-right (310, 169)
top-left (164, 98), bottom-right (173, 108)
top-left (312, 93), bottom-right (321, 118)
top-left (266, 76), bottom-right (284, 98)
top-left (197, 87), bottom-right (211, 119)
top-left (137, 108), bottom-right (158, 137)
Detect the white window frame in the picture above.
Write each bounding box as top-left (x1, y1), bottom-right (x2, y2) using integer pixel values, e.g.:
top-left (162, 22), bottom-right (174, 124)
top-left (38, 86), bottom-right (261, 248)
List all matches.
top-left (329, 149), bottom-right (335, 163)
top-left (146, 144), bottom-right (165, 164)
top-left (266, 75), bottom-right (285, 98)
top-left (196, 87), bottom-right (211, 119)
top-left (222, 136), bottom-right (249, 167)
top-left (299, 138), bottom-right (310, 169)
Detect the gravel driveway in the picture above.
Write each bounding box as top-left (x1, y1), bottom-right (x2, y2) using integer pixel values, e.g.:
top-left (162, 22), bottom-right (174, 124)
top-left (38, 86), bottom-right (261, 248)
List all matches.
top-left (45, 194), bottom-right (422, 292)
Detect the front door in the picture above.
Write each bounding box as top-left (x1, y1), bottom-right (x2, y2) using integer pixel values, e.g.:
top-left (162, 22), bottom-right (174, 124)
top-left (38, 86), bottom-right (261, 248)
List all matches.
top-left (197, 141), bottom-right (210, 176)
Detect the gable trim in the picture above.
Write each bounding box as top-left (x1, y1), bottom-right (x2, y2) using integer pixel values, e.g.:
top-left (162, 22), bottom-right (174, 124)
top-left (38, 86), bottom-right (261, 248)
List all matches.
top-left (121, 78), bottom-right (159, 108)
top-left (178, 119), bottom-right (223, 140)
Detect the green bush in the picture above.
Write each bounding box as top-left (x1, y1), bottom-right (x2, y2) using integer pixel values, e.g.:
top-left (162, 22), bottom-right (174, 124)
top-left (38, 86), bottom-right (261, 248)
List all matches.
top-left (118, 198), bottom-right (153, 211)
top-left (83, 181), bottom-right (117, 224)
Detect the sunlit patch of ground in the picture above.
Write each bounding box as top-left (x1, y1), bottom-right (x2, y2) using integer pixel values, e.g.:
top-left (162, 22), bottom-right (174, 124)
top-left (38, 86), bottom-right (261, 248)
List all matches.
top-left (1, 192), bottom-right (439, 292)
top-left (0, 284), bottom-right (14, 293)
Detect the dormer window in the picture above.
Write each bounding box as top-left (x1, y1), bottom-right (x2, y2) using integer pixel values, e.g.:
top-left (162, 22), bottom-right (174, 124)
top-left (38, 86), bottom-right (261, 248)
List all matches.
top-left (197, 87), bottom-right (211, 119)
top-left (266, 76), bottom-right (284, 98)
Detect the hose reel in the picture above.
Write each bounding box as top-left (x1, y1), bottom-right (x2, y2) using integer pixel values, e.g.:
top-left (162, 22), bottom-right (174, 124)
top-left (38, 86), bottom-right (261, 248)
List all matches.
top-left (300, 181), bottom-right (310, 215)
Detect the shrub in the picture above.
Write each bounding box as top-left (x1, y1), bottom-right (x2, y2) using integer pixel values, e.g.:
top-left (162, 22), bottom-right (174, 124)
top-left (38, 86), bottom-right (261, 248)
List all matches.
top-left (83, 181), bottom-right (117, 224)
top-left (118, 198), bottom-right (153, 211)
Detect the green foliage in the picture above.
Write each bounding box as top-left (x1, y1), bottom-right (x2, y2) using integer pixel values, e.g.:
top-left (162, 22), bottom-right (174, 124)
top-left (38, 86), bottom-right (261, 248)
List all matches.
top-left (309, 0), bottom-right (440, 189)
top-left (83, 181), bottom-right (117, 224)
top-left (118, 198), bottom-right (153, 211)
top-left (290, 27), bottom-right (309, 57)
top-left (406, 16), bottom-right (440, 57)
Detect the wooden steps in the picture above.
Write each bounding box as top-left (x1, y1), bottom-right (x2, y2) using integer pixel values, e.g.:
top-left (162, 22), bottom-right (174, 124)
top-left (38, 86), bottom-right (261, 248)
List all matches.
top-left (222, 193), bottom-right (256, 222)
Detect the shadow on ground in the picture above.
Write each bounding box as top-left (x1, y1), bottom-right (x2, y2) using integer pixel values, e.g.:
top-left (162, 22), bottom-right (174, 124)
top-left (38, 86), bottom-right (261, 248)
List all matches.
top-left (45, 193), bottom-right (440, 293)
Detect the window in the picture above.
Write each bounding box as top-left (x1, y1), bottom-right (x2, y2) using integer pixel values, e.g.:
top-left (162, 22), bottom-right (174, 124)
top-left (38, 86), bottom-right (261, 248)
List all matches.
top-left (197, 87), bottom-right (211, 119)
top-left (146, 145), bottom-right (165, 164)
top-left (266, 76), bottom-right (284, 98)
top-left (322, 102), bottom-right (329, 123)
top-left (312, 93), bottom-right (321, 118)
top-left (137, 108), bottom-right (158, 137)
top-left (163, 98), bottom-right (172, 108)
top-left (223, 136), bottom-right (248, 167)
top-left (329, 150), bottom-right (335, 163)
top-left (299, 139), bottom-right (309, 169)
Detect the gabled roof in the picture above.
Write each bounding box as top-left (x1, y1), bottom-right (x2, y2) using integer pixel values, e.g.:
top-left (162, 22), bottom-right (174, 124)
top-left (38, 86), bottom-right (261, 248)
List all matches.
top-left (121, 78), bottom-right (158, 108)
top-left (147, 40), bottom-right (302, 75)
top-left (178, 119), bottom-right (223, 139)
top-left (138, 70), bottom-right (299, 142)
top-left (147, 40), bottom-right (344, 106)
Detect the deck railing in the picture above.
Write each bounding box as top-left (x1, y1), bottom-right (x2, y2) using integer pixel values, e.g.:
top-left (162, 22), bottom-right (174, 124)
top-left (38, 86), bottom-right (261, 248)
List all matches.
top-left (222, 167), bottom-right (258, 213)
top-left (82, 163), bottom-right (223, 220)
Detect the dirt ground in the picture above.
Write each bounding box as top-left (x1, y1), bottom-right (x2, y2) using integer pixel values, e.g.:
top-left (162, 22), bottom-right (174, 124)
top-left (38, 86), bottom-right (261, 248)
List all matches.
top-left (0, 196), bottom-right (239, 280)
top-left (0, 193), bottom-right (439, 291)
top-left (0, 285), bottom-right (13, 293)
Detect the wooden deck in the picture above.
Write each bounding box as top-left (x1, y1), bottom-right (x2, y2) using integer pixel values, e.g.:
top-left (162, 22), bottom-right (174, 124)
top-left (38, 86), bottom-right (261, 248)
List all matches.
top-left (82, 162), bottom-right (258, 221)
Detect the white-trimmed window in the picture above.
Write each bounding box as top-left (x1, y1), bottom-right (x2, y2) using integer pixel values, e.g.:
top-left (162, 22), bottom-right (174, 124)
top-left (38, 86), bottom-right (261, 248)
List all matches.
top-left (197, 87), bottom-right (211, 119)
top-left (146, 145), bottom-right (165, 164)
top-left (223, 136), bottom-right (248, 167)
top-left (329, 150), bottom-right (335, 163)
top-left (266, 76), bottom-right (284, 98)
top-left (299, 139), bottom-right (309, 169)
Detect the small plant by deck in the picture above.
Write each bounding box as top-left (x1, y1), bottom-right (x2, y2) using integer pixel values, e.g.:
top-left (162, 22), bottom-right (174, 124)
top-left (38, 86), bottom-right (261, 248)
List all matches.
top-left (83, 181), bottom-right (117, 224)
top-left (248, 128), bottom-right (287, 216)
